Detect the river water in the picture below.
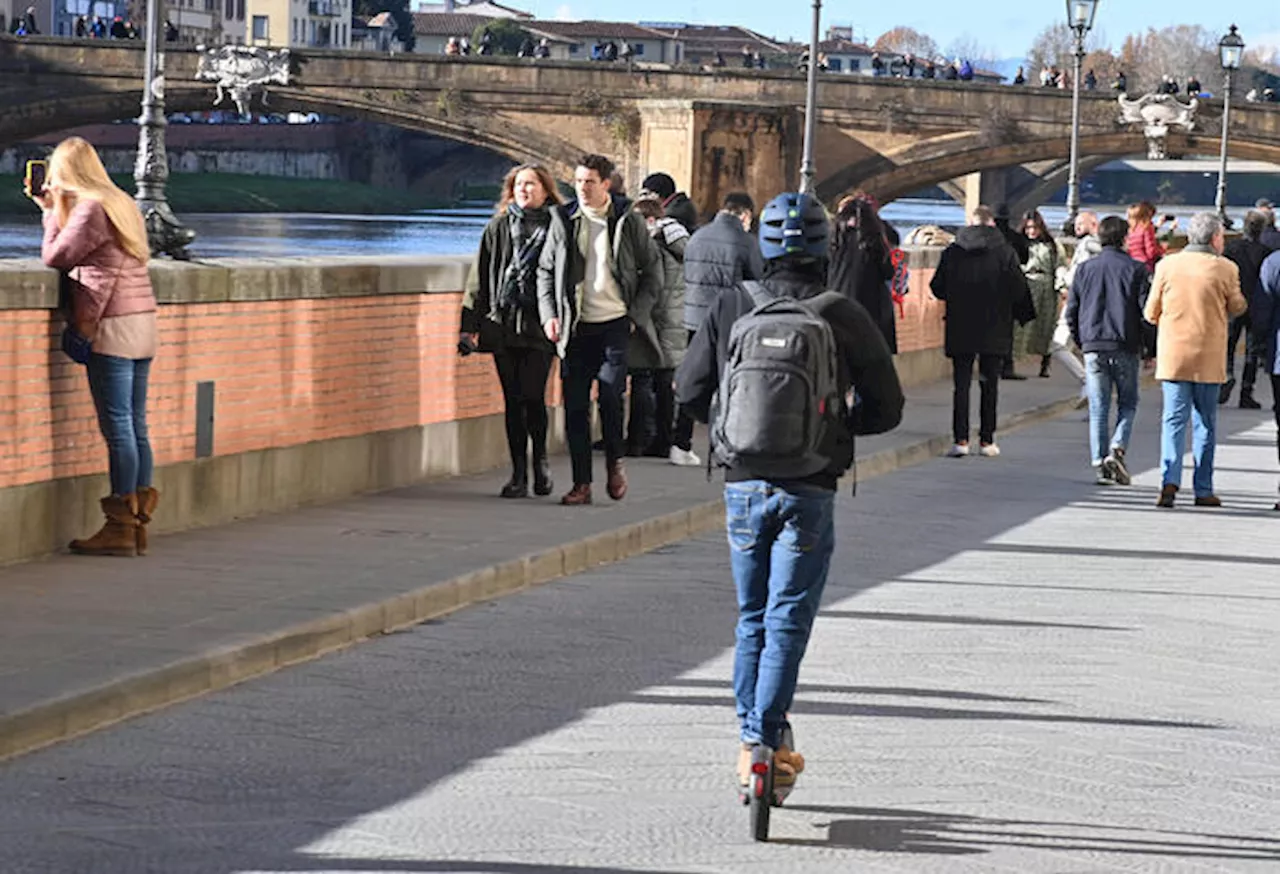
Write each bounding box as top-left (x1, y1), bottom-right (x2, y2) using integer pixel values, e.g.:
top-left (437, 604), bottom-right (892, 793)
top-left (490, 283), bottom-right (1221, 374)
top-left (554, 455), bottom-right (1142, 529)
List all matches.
top-left (0, 200), bottom-right (1240, 262)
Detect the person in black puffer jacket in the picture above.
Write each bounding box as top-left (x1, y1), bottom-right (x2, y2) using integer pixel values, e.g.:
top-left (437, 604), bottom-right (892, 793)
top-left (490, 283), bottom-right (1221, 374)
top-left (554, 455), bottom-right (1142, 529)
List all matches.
top-left (640, 172), bottom-right (700, 235)
top-left (671, 191), bottom-right (764, 463)
top-left (461, 164), bottom-right (567, 499)
top-left (931, 205), bottom-right (1035, 457)
top-left (829, 194), bottom-right (897, 353)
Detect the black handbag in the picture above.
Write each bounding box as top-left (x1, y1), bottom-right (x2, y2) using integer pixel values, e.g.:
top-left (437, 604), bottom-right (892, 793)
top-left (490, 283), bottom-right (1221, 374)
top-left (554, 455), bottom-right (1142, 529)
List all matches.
top-left (57, 271), bottom-right (92, 365)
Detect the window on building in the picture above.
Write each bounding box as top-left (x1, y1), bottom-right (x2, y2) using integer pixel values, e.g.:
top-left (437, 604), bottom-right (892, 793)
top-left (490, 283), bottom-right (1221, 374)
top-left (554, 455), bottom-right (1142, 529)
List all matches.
top-left (236, 0), bottom-right (244, 20)
top-left (568, 43), bottom-right (579, 54)
top-left (251, 14), bottom-right (268, 41)
top-left (850, 59), bottom-right (860, 70)
top-left (632, 42), bottom-right (644, 56)
top-left (224, 0), bottom-right (232, 16)
top-left (829, 58), bottom-right (842, 72)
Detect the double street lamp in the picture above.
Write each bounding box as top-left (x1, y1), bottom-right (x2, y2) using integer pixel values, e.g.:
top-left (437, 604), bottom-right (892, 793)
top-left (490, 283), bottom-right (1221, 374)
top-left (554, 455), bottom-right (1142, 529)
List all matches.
top-left (1215, 24), bottom-right (1245, 227)
top-left (1062, 0), bottom-right (1099, 236)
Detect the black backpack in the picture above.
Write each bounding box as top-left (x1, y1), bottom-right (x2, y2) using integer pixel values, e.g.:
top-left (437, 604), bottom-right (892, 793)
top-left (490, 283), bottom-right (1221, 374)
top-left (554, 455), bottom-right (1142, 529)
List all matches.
top-left (711, 281), bottom-right (843, 480)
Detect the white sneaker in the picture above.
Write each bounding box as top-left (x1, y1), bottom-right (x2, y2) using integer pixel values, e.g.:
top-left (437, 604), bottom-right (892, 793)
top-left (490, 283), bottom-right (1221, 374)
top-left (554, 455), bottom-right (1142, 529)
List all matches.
top-left (946, 443), bottom-right (970, 458)
top-left (978, 443), bottom-right (1001, 457)
top-left (669, 446), bottom-right (702, 467)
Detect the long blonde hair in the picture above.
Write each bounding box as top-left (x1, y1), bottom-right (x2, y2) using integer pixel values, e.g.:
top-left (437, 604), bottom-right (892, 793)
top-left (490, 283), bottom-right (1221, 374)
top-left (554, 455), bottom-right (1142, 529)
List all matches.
top-left (48, 136), bottom-right (150, 264)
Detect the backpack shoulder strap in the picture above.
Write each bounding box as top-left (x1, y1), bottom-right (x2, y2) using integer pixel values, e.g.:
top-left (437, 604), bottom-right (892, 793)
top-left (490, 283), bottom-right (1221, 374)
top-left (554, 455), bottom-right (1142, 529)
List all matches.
top-left (740, 280), bottom-right (773, 309)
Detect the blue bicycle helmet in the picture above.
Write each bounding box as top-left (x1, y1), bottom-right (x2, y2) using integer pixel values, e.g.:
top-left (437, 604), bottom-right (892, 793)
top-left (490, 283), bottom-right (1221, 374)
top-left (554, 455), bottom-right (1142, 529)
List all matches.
top-left (759, 192), bottom-right (829, 261)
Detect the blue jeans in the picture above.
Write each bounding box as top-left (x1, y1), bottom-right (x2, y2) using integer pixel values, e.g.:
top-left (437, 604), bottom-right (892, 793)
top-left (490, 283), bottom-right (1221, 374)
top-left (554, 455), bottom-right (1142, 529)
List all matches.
top-left (725, 480), bottom-right (836, 749)
top-left (86, 353), bottom-right (153, 497)
top-left (1159, 380), bottom-right (1219, 498)
top-left (1084, 351), bottom-right (1140, 465)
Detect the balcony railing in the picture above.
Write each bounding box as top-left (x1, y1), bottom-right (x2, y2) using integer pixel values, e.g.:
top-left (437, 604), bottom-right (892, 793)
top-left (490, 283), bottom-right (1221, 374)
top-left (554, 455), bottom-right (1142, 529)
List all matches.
top-left (308, 0), bottom-right (340, 16)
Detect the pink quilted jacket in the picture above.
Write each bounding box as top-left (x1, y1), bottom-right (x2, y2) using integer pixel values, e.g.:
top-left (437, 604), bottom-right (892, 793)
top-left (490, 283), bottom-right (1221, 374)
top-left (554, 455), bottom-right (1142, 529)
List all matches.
top-left (42, 199), bottom-right (156, 326)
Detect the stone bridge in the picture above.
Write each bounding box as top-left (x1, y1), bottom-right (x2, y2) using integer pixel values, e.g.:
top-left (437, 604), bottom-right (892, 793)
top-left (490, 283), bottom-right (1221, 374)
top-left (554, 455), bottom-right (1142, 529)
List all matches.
top-left (4, 35), bottom-right (1280, 216)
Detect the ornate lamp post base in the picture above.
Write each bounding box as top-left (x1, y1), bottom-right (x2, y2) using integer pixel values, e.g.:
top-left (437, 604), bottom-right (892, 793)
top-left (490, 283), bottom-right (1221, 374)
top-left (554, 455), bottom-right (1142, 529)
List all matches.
top-left (141, 202), bottom-right (197, 261)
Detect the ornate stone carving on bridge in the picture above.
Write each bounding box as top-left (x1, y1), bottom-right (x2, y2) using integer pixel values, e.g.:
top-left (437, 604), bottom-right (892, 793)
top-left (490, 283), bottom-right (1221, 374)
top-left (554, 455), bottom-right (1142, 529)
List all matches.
top-left (1117, 93), bottom-right (1198, 160)
top-left (195, 45), bottom-right (291, 116)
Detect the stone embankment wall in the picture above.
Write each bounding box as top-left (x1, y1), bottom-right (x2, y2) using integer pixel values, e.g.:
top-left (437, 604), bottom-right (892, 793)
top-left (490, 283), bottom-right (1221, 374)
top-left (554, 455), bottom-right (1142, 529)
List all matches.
top-left (0, 251), bottom-right (945, 564)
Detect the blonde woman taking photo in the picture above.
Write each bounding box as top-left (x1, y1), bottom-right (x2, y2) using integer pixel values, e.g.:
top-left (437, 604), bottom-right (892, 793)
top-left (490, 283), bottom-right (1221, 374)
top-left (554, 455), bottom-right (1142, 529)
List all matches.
top-left (28, 137), bottom-right (159, 557)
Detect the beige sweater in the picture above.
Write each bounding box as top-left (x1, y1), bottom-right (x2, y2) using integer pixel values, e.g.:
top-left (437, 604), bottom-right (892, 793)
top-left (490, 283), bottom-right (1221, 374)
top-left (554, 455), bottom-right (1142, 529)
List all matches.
top-left (1143, 247), bottom-right (1247, 384)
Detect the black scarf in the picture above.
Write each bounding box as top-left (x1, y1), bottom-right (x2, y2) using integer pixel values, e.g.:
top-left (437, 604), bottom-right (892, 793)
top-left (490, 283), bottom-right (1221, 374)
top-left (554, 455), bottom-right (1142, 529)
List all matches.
top-left (497, 204), bottom-right (550, 313)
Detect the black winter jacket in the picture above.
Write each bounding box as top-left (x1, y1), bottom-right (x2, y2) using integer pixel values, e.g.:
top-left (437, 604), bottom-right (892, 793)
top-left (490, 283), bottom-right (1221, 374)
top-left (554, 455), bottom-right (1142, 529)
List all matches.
top-left (1064, 247), bottom-right (1150, 354)
top-left (663, 192), bottom-right (700, 235)
top-left (829, 227), bottom-right (897, 353)
top-left (674, 266), bottom-right (905, 491)
top-left (1224, 235), bottom-right (1273, 327)
top-left (930, 226), bottom-right (1035, 357)
top-left (682, 212), bottom-right (765, 331)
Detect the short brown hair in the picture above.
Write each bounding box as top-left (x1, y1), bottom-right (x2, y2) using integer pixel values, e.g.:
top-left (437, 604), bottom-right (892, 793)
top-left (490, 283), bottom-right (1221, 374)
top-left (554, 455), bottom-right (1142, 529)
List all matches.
top-left (632, 197), bottom-right (665, 220)
top-left (971, 205), bottom-right (994, 225)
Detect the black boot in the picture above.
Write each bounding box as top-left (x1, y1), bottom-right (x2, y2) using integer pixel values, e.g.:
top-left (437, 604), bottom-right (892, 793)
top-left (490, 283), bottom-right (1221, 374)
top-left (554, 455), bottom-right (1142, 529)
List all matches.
top-left (532, 455), bottom-right (553, 496)
top-left (1241, 362), bottom-right (1262, 409)
top-left (500, 457), bottom-right (529, 498)
top-left (1038, 356), bottom-right (1051, 378)
top-left (1002, 357), bottom-right (1027, 381)
top-left (1219, 377), bottom-right (1236, 405)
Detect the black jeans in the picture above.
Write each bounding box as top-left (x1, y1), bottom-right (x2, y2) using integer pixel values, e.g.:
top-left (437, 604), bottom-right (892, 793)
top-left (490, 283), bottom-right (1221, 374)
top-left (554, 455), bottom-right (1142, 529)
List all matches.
top-left (952, 352), bottom-right (1003, 445)
top-left (563, 317), bottom-right (629, 485)
top-left (493, 345), bottom-right (554, 471)
top-left (1227, 316), bottom-right (1260, 389)
top-left (673, 329), bottom-right (697, 451)
top-left (627, 367), bottom-right (676, 454)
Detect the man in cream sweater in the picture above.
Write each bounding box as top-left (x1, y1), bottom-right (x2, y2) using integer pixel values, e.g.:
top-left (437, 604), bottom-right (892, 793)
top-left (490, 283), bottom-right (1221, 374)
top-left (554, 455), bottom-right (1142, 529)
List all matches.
top-left (1144, 212), bottom-right (1248, 508)
top-left (537, 154), bottom-right (663, 505)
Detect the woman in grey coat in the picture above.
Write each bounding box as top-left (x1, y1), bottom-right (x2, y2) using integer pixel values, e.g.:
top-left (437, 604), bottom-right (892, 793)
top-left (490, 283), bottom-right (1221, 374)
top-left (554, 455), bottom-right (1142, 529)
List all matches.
top-left (461, 164), bottom-right (568, 498)
top-left (626, 197), bottom-right (689, 456)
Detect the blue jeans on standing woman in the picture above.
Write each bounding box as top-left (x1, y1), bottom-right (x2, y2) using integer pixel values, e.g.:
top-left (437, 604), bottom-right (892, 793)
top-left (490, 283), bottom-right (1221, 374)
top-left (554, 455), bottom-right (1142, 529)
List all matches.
top-left (726, 480), bottom-right (836, 750)
top-left (87, 353), bottom-right (153, 497)
top-left (1084, 351), bottom-right (1139, 465)
top-left (1159, 380), bottom-right (1219, 498)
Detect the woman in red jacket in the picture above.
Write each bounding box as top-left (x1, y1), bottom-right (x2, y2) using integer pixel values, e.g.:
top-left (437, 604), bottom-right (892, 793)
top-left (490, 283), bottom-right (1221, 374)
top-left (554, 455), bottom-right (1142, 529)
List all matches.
top-left (29, 137), bottom-right (159, 557)
top-left (1126, 202), bottom-right (1175, 362)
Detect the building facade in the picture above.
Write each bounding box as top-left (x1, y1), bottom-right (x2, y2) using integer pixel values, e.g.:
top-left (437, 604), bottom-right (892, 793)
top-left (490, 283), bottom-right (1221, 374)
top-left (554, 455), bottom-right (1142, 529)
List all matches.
top-left (247, 0), bottom-right (351, 48)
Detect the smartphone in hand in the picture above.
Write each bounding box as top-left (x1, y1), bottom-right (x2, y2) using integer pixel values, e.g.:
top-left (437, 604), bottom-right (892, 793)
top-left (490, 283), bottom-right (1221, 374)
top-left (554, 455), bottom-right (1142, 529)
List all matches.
top-left (24, 160), bottom-right (47, 197)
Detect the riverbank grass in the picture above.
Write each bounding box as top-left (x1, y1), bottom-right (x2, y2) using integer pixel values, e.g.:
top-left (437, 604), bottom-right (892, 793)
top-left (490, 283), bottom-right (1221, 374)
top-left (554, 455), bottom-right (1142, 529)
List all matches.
top-left (0, 174), bottom-right (450, 215)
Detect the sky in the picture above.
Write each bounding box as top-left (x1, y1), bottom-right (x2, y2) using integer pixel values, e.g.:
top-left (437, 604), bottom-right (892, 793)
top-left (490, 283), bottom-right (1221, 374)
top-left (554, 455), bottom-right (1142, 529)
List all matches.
top-left (518, 1), bottom-right (1280, 60)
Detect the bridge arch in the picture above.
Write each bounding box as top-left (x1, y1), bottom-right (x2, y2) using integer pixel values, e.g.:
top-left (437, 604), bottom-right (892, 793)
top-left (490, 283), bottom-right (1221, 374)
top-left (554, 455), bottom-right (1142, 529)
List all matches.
top-left (3, 85), bottom-right (590, 183)
top-left (818, 132), bottom-right (1280, 206)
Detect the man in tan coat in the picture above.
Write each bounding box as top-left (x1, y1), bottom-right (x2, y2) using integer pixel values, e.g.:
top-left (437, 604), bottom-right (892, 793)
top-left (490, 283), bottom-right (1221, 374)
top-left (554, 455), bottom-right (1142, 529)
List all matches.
top-left (1144, 213), bottom-right (1248, 508)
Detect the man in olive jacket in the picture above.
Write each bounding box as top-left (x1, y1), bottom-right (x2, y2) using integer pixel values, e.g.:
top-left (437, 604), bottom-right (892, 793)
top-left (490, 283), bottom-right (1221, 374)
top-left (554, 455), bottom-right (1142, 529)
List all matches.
top-left (537, 154), bottom-right (663, 506)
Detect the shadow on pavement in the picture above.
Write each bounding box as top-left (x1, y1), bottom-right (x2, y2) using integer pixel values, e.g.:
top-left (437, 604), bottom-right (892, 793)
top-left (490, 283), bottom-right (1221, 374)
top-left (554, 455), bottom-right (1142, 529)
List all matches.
top-left (818, 608), bottom-right (1133, 631)
top-left (671, 677), bottom-right (1055, 705)
top-left (780, 805), bottom-right (1280, 861)
top-left (0, 412), bottom-right (1259, 871)
top-left (626, 693), bottom-right (1218, 730)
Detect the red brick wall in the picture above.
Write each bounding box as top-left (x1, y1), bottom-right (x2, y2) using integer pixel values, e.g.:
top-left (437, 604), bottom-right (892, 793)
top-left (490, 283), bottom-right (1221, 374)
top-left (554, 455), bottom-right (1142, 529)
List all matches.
top-left (0, 264), bottom-right (938, 492)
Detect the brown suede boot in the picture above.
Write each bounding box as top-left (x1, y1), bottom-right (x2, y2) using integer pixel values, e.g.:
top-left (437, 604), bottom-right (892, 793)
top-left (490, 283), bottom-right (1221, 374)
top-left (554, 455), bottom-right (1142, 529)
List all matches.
top-left (70, 495), bottom-right (139, 557)
top-left (135, 487), bottom-right (160, 555)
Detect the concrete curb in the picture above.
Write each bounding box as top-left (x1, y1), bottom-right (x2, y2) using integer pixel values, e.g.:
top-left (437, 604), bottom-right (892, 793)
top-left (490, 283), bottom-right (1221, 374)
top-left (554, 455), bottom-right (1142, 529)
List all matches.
top-left (0, 390), bottom-right (1083, 763)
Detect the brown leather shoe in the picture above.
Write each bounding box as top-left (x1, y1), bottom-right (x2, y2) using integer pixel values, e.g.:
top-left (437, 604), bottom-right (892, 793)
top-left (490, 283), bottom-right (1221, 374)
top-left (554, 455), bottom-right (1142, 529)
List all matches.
top-left (560, 484), bottom-right (592, 506)
top-left (606, 460), bottom-right (628, 501)
top-left (1156, 484), bottom-right (1178, 508)
top-left (1194, 495), bottom-right (1222, 507)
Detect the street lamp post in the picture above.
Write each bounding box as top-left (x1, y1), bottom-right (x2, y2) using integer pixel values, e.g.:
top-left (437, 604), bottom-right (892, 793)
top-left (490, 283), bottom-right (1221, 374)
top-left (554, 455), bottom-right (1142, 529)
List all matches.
top-left (1215, 24), bottom-right (1244, 228)
top-left (798, 0), bottom-right (821, 195)
top-left (1062, 0), bottom-right (1099, 236)
top-left (135, 0), bottom-right (195, 259)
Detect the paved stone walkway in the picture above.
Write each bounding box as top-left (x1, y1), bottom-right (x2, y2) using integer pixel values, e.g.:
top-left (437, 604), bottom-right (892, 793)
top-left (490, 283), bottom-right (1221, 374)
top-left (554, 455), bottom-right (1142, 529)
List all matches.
top-left (0, 379), bottom-right (1277, 872)
top-left (0, 368), bottom-right (1081, 753)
